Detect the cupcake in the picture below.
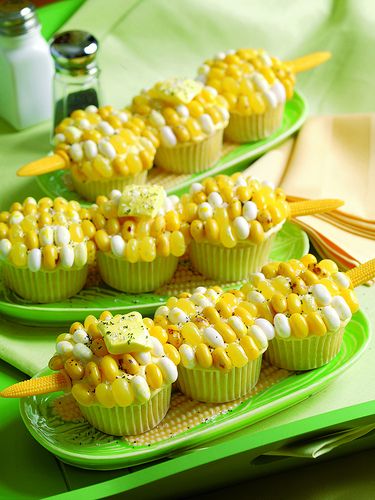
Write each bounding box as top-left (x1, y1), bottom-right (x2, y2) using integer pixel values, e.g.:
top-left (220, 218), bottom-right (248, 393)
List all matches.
top-left (52, 105), bottom-right (158, 201)
top-left (47, 310), bottom-right (178, 435)
top-left (240, 255), bottom-right (359, 370)
top-left (152, 286), bottom-right (268, 403)
top-left (92, 185), bottom-right (190, 293)
top-left (197, 48), bottom-right (294, 142)
top-left (130, 78), bottom-right (229, 174)
top-left (0, 196), bottom-right (95, 302)
top-left (181, 173), bottom-right (289, 281)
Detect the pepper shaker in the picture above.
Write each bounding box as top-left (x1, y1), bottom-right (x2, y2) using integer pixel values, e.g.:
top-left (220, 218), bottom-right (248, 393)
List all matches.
top-left (50, 30), bottom-right (101, 130)
top-left (0, 0), bottom-right (53, 130)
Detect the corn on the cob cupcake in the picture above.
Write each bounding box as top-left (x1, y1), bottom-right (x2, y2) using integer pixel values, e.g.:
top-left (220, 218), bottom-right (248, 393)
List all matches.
top-left (181, 173), bottom-right (289, 281)
top-left (0, 196), bottom-right (94, 302)
top-left (52, 105), bottom-right (158, 201)
top-left (130, 78), bottom-right (229, 174)
top-left (91, 185), bottom-right (189, 293)
top-left (46, 311), bottom-right (178, 435)
top-left (197, 48), bottom-right (294, 142)
top-left (240, 255), bottom-right (359, 370)
top-left (152, 286), bottom-right (268, 402)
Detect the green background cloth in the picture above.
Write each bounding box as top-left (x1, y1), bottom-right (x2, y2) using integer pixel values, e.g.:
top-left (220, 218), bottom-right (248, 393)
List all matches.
top-left (0, 2), bottom-right (375, 495)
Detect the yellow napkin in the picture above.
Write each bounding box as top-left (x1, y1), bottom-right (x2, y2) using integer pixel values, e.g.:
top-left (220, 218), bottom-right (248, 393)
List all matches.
top-left (246, 114), bottom-right (375, 270)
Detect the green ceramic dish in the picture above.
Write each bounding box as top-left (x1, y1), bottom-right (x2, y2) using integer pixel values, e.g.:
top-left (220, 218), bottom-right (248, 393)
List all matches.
top-left (36, 91), bottom-right (307, 201)
top-left (0, 221), bottom-right (308, 326)
top-left (19, 311), bottom-right (370, 470)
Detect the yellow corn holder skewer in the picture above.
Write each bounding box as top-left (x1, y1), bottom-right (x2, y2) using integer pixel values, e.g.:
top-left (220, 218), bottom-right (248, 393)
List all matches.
top-left (0, 371), bottom-right (70, 398)
top-left (17, 150), bottom-right (70, 177)
top-left (346, 259), bottom-right (375, 288)
top-left (288, 199), bottom-right (343, 217)
top-left (285, 51), bottom-right (331, 74)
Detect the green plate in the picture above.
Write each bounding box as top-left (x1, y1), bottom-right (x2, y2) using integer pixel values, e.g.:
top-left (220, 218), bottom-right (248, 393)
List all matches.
top-left (19, 311), bottom-right (370, 470)
top-left (36, 91), bottom-right (308, 200)
top-left (0, 221), bottom-right (308, 326)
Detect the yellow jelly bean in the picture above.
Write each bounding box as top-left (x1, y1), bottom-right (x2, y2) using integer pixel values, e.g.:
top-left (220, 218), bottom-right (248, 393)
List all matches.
top-left (149, 325), bottom-right (168, 344)
top-left (181, 322), bottom-right (201, 345)
top-left (121, 220), bottom-right (136, 241)
top-left (215, 299), bottom-right (233, 319)
top-left (287, 293), bottom-right (302, 314)
top-left (202, 306), bottom-right (221, 324)
top-left (163, 343), bottom-right (181, 365)
top-left (340, 289), bottom-right (359, 313)
top-left (145, 364), bottom-right (164, 389)
top-left (100, 355), bottom-right (120, 382)
top-left (220, 224), bottom-right (237, 248)
top-left (212, 347), bottom-right (232, 372)
top-left (91, 337), bottom-right (109, 357)
top-left (256, 302), bottom-right (275, 323)
top-left (240, 301), bottom-right (259, 317)
top-left (69, 223), bottom-right (84, 243)
top-left (38, 213), bottom-right (52, 228)
top-left (234, 306), bottom-right (254, 326)
top-left (127, 153), bottom-right (143, 174)
top-left (249, 92), bottom-right (266, 114)
top-left (95, 383), bottom-right (116, 408)
top-left (93, 155), bottom-right (113, 178)
top-left (64, 357), bottom-right (85, 380)
top-left (176, 298), bottom-right (196, 315)
top-left (238, 335), bottom-right (259, 360)
top-left (48, 355), bottom-right (64, 371)
top-left (156, 234), bottom-right (170, 257)
top-left (257, 281), bottom-right (276, 300)
top-left (300, 270), bottom-right (320, 286)
top-left (111, 378), bottom-right (134, 407)
top-left (289, 313), bottom-right (309, 339)
top-left (143, 317), bottom-right (154, 329)
top-left (306, 312), bottom-right (327, 336)
top-left (195, 343), bottom-right (213, 369)
top-left (126, 238), bottom-right (139, 263)
top-left (166, 296), bottom-right (178, 309)
top-left (24, 230), bottom-right (39, 250)
top-left (170, 231), bottom-right (186, 257)
top-left (249, 220), bottom-right (264, 244)
top-left (72, 382), bottom-right (95, 406)
top-left (138, 236), bottom-right (156, 262)
top-left (204, 218), bottom-right (219, 242)
top-left (271, 292), bottom-right (287, 313)
top-left (81, 220), bottom-right (96, 239)
top-left (214, 322), bottom-right (237, 343)
top-left (120, 353), bottom-right (140, 375)
top-left (150, 216), bottom-right (166, 237)
top-left (278, 262), bottom-right (296, 279)
top-left (85, 361), bottom-right (102, 386)
top-left (94, 229), bottom-right (110, 252)
top-left (300, 254), bottom-right (318, 268)
top-left (226, 343), bottom-right (248, 367)
top-left (9, 224), bottom-right (24, 244)
top-left (42, 244), bottom-right (58, 270)
top-left (291, 276), bottom-right (308, 295)
top-left (190, 220), bottom-right (205, 242)
top-left (167, 325), bottom-right (183, 349)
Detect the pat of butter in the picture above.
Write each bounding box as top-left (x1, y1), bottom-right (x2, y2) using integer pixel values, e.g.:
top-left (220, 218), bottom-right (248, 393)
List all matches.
top-left (99, 312), bottom-right (152, 354)
top-left (118, 185), bottom-right (165, 218)
top-left (149, 78), bottom-right (203, 105)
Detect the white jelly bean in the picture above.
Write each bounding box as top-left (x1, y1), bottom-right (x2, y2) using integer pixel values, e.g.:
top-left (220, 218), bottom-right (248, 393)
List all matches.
top-left (74, 242), bottom-right (87, 267)
top-left (274, 313), bottom-right (291, 338)
top-left (27, 248), bottom-right (41, 272)
top-left (203, 327), bottom-right (225, 348)
top-left (160, 126), bottom-right (177, 147)
top-left (208, 192), bottom-right (223, 208)
top-left (168, 307), bottom-right (189, 324)
top-left (55, 226), bottom-right (70, 246)
top-left (73, 329), bottom-right (90, 344)
top-left (311, 284), bottom-right (332, 306)
top-left (176, 104), bottom-right (190, 118)
top-left (131, 376), bottom-right (151, 403)
top-left (179, 344), bottom-right (196, 368)
top-left (233, 216), bottom-right (250, 240)
top-left (69, 143), bottom-right (83, 162)
top-left (321, 306), bottom-right (341, 331)
top-left (199, 113), bottom-right (215, 135)
top-left (72, 342), bottom-right (93, 361)
top-left (111, 235), bottom-right (126, 257)
top-left (83, 140), bottom-right (98, 160)
top-left (254, 318), bottom-right (275, 340)
top-left (158, 357), bottom-right (178, 383)
top-left (39, 227), bottom-right (53, 246)
top-left (60, 245), bottom-right (74, 268)
top-left (331, 296), bottom-right (352, 322)
top-left (0, 239), bottom-right (11, 259)
top-left (149, 336), bottom-right (164, 357)
top-left (149, 110), bottom-right (166, 127)
top-left (332, 272), bottom-right (350, 290)
top-left (247, 291), bottom-right (266, 303)
top-left (243, 201), bottom-right (258, 221)
top-left (249, 325), bottom-right (268, 350)
top-left (198, 202), bottom-right (213, 221)
top-left (56, 340), bottom-right (73, 355)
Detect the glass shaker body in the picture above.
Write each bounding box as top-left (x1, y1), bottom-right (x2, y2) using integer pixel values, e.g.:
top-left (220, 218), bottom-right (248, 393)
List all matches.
top-left (53, 70), bottom-right (100, 129)
top-left (50, 31), bottom-right (101, 131)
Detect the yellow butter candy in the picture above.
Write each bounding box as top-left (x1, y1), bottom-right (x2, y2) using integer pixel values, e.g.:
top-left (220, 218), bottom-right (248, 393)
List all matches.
top-left (99, 312), bottom-right (152, 354)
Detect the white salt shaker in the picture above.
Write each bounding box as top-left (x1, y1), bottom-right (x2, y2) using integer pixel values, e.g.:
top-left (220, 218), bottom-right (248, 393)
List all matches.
top-left (0, 0), bottom-right (54, 130)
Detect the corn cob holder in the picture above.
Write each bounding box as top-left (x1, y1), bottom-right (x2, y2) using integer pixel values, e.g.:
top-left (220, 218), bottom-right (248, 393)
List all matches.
top-left (17, 106), bottom-right (157, 201)
top-left (1, 256), bottom-right (373, 400)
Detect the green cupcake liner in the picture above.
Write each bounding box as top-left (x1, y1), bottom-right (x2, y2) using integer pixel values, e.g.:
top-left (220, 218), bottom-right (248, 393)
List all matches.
top-left (224, 104), bottom-right (284, 143)
top-left (265, 328), bottom-right (345, 371)
top-left (189, 234), bottom-right (276, 281)
top-left (79, 384), bottom-right (171, 436)
top-left (154, 129), bottom-right (224, 174)
top-left (177, 356), bottom-right (262, 403)
top-left (71, 171), bottom-right (147, 202)
top-left (97, 252), bottom-right (178, 293)
top-left (2, 263), bottom-right (88, 303)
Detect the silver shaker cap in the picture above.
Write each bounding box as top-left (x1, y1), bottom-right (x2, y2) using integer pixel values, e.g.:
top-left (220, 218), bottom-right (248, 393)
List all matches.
top-left (50, 30), bottom-right (99, 75)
